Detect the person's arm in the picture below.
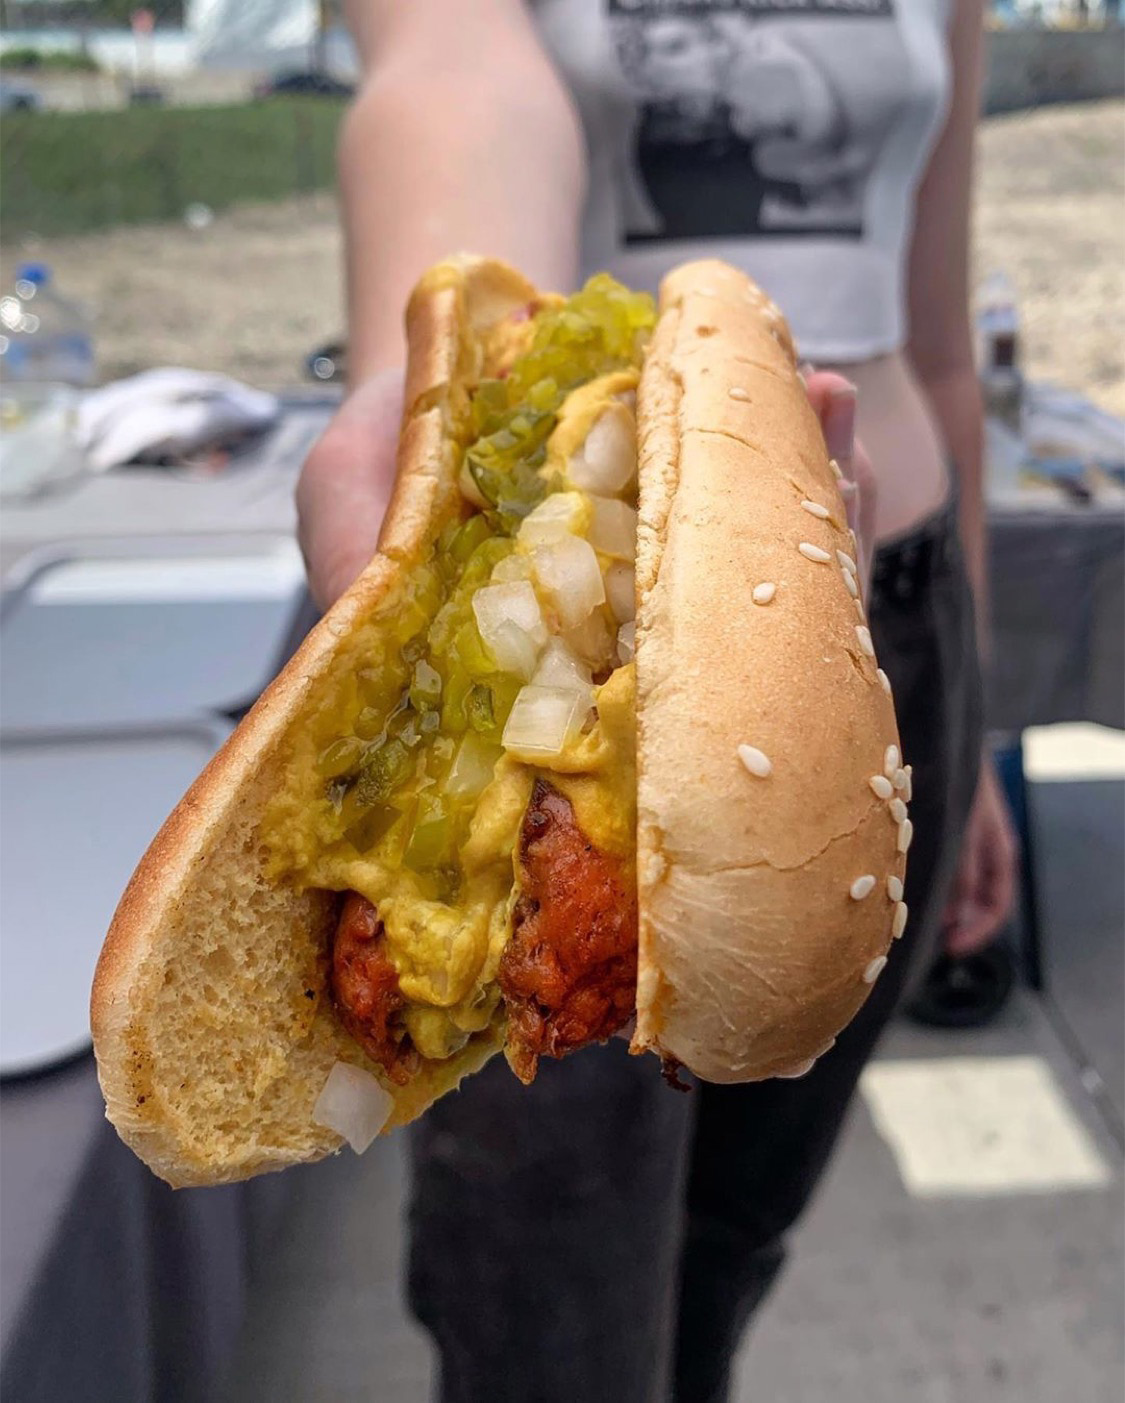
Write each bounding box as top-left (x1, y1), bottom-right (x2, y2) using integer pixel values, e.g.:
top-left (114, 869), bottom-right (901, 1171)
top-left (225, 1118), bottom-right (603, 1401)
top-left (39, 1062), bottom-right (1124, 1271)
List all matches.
top-left (340, 0), bottom-right (585, 383)
top-left (300, 4), bottom-right (878, 621)
top-left (905, 0), bottom-right (1016, 956)
top-left (905, 0), bottom-right (988, 649)
top-left (297, 0), bottom-right (586, 606)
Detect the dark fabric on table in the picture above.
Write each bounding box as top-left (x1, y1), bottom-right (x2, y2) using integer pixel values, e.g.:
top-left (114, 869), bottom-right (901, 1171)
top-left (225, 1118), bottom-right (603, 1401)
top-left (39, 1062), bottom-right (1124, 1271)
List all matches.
top-left (0, 1060), bottom-right (289, 1403)
top-left (988, 506), bottom-right (1125, 733)
top-left (407, 500), bottom-right (983, 1403)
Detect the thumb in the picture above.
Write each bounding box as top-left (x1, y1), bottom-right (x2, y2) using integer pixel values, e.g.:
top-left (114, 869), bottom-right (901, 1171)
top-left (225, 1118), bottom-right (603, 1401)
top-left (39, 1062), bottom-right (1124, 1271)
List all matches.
top-left (296, 369), bottom-right (405, 610)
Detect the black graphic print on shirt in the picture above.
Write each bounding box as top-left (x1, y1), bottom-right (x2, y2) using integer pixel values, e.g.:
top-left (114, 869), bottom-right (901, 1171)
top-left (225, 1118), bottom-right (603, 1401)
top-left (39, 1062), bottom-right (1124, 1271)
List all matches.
top-left (609, 0), bottom-right (909, 243)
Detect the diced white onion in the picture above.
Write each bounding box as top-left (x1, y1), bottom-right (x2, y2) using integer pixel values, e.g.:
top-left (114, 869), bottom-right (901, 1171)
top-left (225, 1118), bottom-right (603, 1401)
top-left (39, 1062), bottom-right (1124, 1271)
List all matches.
top-left (587, 496), bottom-right (637, 562)
top-left (532, 637), bottom-right (594, 693)
top-left (502, 684), bottom-right (587, 760)
top-left (563, 608), bottom-right (617, 672)
top-left (532, 536), bottom-right (605, 630)
top-left (490, 553), bottom-right (533, 584)
top-left (312, 1061), bottom-right (394, 1153)
top-left (473, 579), bottom-right (544, 639)
top-left (518, 491), bottom-right (588, 547)
top-left (567, 403), bottom-right (637, 496)
top-left (489, 621), bottom-right (542, 680)
top-left (445, 734), bottom-right (502, 799)
top-left (605, 561), bottom-right (636, 624)
top-left (472, 581), bottom-right (547, 679)
top-left (617, 620), bottom-right (636, 664)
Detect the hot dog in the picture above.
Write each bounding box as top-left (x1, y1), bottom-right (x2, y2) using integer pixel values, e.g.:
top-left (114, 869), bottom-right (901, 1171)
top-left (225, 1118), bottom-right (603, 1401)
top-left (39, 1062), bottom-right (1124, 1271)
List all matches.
top-left (91, 257), bottom-right (907, 1186)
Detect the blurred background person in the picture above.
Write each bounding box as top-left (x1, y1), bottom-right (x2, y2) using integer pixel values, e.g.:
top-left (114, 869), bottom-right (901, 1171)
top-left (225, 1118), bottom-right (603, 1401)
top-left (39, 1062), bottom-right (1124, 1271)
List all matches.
top-left (1, 3), bottom-right (1121, 1403)
top-left (292, 2), bottom-right (1018, 1399)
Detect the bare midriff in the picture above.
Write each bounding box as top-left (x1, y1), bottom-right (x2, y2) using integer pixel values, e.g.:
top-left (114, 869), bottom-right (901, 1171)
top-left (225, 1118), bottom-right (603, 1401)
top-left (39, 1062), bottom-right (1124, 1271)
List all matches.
top-left (826, 352), bottom-right (952, 542)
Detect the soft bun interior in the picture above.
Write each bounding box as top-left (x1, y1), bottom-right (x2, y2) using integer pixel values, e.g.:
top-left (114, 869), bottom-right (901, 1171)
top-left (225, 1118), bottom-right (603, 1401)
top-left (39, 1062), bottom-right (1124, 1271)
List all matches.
top-left (90, 256), bottom-right (536, 1186)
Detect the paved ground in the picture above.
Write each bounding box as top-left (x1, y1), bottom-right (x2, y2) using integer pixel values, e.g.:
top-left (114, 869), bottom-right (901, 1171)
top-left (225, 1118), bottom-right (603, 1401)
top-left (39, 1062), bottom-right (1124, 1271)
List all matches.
top-left (223, 768), bottom-right (1124, 1403)
top-left (2, 101), bottom-right (1122, 413)
top-left (740, 1003), bottom-right (1122, 1403)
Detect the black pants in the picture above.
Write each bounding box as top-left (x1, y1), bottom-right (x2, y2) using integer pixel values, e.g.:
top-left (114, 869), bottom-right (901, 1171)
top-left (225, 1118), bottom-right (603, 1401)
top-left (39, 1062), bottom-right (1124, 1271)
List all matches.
top-left (406, 500), bottom-right (984, 1403)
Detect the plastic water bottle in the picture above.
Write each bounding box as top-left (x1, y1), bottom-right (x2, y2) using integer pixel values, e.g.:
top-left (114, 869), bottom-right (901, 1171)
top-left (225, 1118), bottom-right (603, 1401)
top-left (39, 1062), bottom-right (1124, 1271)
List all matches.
top-left (0, 263), bottom-right (95, 387)
top-left (977, 270), bottom-right (1022, 433)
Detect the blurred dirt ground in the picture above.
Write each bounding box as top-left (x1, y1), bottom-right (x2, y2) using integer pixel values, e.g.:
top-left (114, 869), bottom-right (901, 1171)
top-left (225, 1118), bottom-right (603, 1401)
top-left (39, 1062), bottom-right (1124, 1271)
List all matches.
top-left (2, 100), bottom-right (1122, 413)
top-left (974, 100), bottom-right (1124, 415)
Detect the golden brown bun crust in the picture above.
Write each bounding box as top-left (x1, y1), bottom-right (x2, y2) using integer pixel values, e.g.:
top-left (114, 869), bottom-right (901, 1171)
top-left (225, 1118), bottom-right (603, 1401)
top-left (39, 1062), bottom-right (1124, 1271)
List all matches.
top-left (90, 256), bottom-right (536, 1187)
top-left (631, 259), bottom-right (906, 1082)
top-left (93, 253), bottom-right (908, 1184)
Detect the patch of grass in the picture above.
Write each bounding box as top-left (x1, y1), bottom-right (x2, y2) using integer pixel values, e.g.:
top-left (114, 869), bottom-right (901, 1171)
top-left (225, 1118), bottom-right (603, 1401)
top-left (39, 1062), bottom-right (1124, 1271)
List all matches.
top-left (1, 99), bottom-right (346, 239)
top-left (0, 47), bottom-right (101, 73)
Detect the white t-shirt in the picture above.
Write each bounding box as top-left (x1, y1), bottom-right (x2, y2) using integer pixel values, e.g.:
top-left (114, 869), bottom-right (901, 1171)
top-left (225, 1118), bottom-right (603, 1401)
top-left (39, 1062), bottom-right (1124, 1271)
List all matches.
top-left (531, 0), bottom-right (954, 362)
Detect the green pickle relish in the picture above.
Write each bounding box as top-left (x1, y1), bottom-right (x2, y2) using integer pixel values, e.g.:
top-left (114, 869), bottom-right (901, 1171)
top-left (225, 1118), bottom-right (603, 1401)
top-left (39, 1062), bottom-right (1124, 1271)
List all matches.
top-left (465, 275), bottom-right (654, 525)
top-left (286, 274), bottom-right (653, 909)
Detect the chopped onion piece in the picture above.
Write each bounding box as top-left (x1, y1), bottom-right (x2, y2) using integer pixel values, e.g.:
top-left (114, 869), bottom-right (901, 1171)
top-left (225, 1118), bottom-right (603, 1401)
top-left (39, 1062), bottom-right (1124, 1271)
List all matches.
top-left (473, 581), bottom-right (547, 679)
top-left (532, 637), bottom-right (593, 692)
top-left (532, 536), bottom-right (605, 630)
top-left (473, 580), bottom-right (545, 641)
top-left (563, 608), bottom-right (617, 672)
top-left (567, 403), bottom-right (637, 496)
top-left (490, 620), bottom-right (542, 680)
top-left (605, 561), bottom-right (636, 624)
top-left (518, 491), bottom-right (588, 547)
top-left (531, 641), bottom-right (594, 713)
top-left (587, 496), bottom-right (637, 561)
top-left (490, 553), bottom-right (533, 584)
top-left (502, 685), bottom-right (587, 759)
top-left (445, 733), bottom-right (503, 799)
top-left (617, 620), bottom-right (636, 664)
top-left (312, 1061), bottom-right (393, 1153)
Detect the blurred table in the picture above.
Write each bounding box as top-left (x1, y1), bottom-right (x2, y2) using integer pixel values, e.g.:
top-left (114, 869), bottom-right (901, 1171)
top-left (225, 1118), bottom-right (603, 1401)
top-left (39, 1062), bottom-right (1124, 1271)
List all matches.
top-left (1, 1061), bottom-right (288, 1403)
top-left (1, 392), bottom-right (1121, 1403)
top-left (0, 397), bottom-right (336, 1403)
top-left (987, 521), bottom-right (1122, 992)
top-left (984, 400), bottom-right (1125, 732)
top-left (983, 411), bottom-right (1124, 1006)
top-left (988, 496), bottom-right (1124, 734)
top-left (0, 392), bottom-right (336, 579)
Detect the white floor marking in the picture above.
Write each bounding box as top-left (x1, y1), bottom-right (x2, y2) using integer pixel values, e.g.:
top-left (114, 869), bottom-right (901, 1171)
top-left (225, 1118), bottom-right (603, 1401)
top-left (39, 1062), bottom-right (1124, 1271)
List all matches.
top-left (1022, 723), bottom-right (1125, 782)
top-left (860, 1055), bottom-right (1113, 1198)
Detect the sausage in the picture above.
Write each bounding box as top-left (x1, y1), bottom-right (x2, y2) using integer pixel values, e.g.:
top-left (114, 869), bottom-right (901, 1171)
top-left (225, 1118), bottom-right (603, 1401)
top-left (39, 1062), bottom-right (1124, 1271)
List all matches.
top-left (331, 893), bottom-right (418, 1086)
top-left (332, 782), bottom-right (638, 1087)
top-left (499, 780), bottom-right (638, 1083)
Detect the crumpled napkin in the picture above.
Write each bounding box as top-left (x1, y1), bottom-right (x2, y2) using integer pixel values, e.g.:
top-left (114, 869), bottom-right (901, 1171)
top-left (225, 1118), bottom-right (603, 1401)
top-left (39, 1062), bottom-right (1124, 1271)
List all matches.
top-left (76, 368), bottom-right (279, 473)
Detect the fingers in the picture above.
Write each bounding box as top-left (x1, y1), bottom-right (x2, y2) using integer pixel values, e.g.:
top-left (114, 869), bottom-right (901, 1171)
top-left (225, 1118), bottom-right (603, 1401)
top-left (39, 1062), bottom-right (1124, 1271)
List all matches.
top-left (965, 835), bottom-right (1017, 955)
top-left (942, 812), bottom-right (982, 955)
top-left (944, 902), bottom-right (1006, 957)
top-left (968, 782), bottom-right (1019, 950)
top-left (800, 369), bottom-right (878, 599)
top-left (296, 369), bottom-right (405, 609)
top-left (943, 768), bottom-right (1019, 957)
top-left (849, 444), bottom-right (878, 602)
top-left (823, 386), bottom-right (874, 598)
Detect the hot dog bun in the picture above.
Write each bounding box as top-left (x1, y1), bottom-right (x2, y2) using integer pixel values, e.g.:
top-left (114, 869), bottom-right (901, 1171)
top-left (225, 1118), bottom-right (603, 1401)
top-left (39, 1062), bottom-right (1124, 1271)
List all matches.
top-left (91, 257), bottom-right (534, 1187)
top-left (91, 256), bottom-right (906, 1187)
top-left (630, 261), bottom-right (905, 1082)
